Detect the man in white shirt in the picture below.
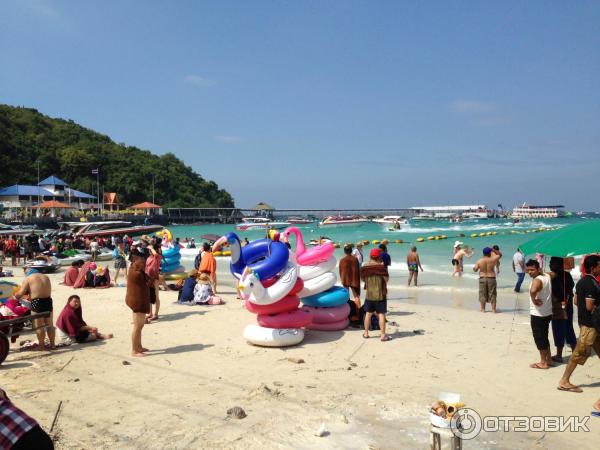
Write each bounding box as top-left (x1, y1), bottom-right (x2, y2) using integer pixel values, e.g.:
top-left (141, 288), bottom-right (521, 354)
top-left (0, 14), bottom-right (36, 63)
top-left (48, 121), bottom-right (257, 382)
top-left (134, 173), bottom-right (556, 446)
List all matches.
top-left (512, 248), bottom-right (525, 292)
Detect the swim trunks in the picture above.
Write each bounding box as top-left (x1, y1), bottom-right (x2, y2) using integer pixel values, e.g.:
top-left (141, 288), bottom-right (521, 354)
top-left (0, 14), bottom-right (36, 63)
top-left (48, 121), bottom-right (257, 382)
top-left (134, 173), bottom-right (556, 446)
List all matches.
top-left (30, 297), bottom-right (53, 313)
top-left (408, 263), bottom-right (418, 272)
top-left (451, 259), bottom-right (459, 266)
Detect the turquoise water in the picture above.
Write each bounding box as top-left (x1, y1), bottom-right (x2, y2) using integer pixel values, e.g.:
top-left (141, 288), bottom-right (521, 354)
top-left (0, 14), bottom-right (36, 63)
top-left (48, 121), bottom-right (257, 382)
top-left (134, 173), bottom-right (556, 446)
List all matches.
top-left (169, 217), bottom-right (589, 290)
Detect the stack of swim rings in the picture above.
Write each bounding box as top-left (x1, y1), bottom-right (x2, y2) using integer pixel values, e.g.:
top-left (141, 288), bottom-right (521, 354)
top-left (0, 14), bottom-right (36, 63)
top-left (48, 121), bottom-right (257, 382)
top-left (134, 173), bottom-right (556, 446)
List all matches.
top-left (280, 227), bottom-right (350, 331)
top-left (158, 229), bottom-right (186, 278)
top-left (214, 232), bottom-right (312, 347)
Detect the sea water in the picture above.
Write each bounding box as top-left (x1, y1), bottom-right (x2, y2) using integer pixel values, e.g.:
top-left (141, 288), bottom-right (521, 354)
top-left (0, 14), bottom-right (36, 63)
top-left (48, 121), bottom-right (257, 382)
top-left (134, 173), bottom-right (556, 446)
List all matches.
top-left (169, 217), bottom-right (591, 293)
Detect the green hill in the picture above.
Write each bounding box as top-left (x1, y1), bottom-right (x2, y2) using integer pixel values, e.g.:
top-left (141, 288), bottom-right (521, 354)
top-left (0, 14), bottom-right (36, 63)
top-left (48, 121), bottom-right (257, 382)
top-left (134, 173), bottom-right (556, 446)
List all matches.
top-left (0, 104), bottom-right (234, 208)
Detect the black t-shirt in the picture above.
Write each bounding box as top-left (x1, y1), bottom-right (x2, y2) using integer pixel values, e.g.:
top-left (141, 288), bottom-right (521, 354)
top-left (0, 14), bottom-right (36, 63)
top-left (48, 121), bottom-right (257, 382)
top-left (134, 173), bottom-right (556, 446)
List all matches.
top-left (575, 275), bottom-right (600, 328)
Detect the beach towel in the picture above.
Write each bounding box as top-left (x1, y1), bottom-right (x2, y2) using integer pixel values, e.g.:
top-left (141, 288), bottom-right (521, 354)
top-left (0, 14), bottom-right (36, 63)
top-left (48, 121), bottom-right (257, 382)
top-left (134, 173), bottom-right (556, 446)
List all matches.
top-left (63, 266), bottom-right (79, 287)
top-left (56, 299), bottom-right (86, 338)
top-left (73, 262), bottom-right (93, 289)
top-left (339, 254), bottom-right (361, 293)
top-left (360, 263), bottom-right (389, 300)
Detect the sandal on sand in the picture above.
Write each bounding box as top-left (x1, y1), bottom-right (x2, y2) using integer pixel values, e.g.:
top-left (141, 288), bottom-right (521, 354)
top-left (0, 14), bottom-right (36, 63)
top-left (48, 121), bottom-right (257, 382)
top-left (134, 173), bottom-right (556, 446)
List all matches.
top-left (362, 333), bottom-right (369, 339)
top-left (529, 363), bottom-right (549, 369)
top-left (557, 386), bottom-right (583, 393)
top-left (380, 336), bottom-right (392, 342)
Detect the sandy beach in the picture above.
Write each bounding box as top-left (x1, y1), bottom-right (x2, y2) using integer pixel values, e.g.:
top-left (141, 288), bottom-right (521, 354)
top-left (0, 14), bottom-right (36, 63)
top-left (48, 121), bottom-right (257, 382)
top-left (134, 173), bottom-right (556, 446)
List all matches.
top-left (1, 267), bottom-right (598, 450)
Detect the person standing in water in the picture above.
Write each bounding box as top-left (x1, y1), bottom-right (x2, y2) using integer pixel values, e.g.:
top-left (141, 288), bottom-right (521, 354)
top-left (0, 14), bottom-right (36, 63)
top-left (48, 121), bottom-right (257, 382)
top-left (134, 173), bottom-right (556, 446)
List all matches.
top-left (452, 241), bottom-right (473, 277)
top-left (406, 246), bottom-right (423, 287)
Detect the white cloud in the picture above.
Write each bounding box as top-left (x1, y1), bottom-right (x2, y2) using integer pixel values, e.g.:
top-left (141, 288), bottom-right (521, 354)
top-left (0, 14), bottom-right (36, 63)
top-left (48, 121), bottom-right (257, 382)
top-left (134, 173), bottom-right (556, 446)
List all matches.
top-left (214, 135), bottom-right (243, 144)
top-left (184, 74), bottom-right (216, 87)
top-left (449, 100), bottom-right (496, 114)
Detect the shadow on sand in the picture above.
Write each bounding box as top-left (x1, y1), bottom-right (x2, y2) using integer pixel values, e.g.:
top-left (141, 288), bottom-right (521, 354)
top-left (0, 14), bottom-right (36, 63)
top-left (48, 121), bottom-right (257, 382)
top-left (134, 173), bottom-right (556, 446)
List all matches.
top-left (152, 343), bottom-right (214, 355)
top-left (155, 310), bottom-right (207, 322)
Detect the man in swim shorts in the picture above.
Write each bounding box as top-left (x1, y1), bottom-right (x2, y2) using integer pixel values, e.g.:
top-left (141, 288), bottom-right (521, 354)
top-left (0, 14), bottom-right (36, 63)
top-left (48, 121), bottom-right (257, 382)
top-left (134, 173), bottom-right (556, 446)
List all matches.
top-left (406, 246), bottom-right (423, 287)
top-left (452, 241), bottom-right (473, 277)
top-left (14, 269), bottom-right (55, 350)
top-left (473, 247), bottom-right (501, 313)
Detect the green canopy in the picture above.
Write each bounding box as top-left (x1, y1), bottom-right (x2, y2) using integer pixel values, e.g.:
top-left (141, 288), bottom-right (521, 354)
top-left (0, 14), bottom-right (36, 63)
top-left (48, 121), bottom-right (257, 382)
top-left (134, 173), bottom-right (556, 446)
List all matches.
top-left (519, 220), bottom-right (600, 257)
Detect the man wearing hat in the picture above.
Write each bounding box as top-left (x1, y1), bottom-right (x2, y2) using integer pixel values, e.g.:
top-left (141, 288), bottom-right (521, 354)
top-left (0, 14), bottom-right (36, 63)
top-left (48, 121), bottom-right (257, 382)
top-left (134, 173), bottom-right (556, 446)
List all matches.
top-left (452, 241), bottom-right (473, 277)
top-left (352, 242), bottom-right (364, 266)
top-left (360, 247), bottom-right (391, 341)
top-left (473, 247), bottom-right (502, 313)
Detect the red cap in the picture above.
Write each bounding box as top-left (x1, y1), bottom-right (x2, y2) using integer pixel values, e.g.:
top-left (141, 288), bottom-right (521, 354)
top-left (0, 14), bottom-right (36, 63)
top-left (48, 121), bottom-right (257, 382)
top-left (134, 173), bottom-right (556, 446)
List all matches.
top-left (370, 248), bottom-right (382, 259)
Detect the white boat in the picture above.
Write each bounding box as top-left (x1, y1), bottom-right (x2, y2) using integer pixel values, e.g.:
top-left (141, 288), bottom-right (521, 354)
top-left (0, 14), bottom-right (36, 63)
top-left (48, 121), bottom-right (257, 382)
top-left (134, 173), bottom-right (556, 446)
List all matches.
top-left (372, 216), bottom-right (409, 225)
top-left (318, 216), bottom-right (369, 227)
top-left (24, 256), bottom-right (60, 273)
top-left (235, 217), bottom-right (291, 231)
top-left (410, 205), bottom-right (491, 221)
top-left (511, 204), bottom-right (563, 219)
top-left (55, 250), bottom-right (91, 266)
top-left (287, 217), bottom-right (314, 225)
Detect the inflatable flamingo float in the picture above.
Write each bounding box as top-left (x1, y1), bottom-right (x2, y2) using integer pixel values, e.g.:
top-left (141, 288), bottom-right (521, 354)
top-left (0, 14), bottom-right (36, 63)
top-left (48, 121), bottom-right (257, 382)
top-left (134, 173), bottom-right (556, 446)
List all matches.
top-left (280, 227), bottom-right (334, 266)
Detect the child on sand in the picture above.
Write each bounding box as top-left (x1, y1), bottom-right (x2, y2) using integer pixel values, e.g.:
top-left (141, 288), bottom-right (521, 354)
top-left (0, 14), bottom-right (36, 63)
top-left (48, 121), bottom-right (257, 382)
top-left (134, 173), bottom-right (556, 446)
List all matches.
top-left (193, 273), bottom-right (223, 305)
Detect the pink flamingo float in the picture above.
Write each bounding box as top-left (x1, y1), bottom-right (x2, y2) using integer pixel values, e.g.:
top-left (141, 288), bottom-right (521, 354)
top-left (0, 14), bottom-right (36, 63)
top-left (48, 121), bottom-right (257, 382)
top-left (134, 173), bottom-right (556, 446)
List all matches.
top-left (280, 227), bottom-right (334, 266)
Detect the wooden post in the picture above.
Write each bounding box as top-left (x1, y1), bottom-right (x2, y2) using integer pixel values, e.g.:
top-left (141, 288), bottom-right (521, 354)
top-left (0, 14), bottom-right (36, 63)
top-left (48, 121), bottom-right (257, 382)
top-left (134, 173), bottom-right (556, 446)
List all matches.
top-left (430, 426), bottom-right (462, 450)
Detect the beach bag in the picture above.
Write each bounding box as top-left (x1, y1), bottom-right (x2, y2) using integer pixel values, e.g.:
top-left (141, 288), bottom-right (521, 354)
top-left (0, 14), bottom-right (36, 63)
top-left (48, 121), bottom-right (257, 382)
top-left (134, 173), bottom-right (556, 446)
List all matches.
top-left (145, 254), bottom-right (161, 280)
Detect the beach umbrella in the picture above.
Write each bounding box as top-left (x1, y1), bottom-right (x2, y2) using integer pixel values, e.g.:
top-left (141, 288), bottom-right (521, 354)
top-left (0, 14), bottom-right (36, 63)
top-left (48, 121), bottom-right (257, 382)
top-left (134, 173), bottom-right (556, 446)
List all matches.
top-left (31, 200), bottom-right (73, 209)
top-left (519, 220), bottom-right (600, 257)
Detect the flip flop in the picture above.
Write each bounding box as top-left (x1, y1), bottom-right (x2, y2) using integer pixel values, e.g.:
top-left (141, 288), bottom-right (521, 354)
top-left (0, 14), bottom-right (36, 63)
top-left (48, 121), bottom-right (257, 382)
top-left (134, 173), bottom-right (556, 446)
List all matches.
top-left (362, 333), bottom-right (369, 339)
top-left (591, 411), bottom-right (600, 417)
top-left (529, 363), bottom-right (549, 369)
top-left (380, 336), bottom-right (392, 342)
top-left (557, 386), bottom-right (583, 393)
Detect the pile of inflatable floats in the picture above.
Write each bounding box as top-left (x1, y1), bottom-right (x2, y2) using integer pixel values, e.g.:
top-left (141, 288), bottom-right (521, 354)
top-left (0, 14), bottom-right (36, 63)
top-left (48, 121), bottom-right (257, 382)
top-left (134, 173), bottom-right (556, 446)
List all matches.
top-left (213, 227), bottom-right (349, 348)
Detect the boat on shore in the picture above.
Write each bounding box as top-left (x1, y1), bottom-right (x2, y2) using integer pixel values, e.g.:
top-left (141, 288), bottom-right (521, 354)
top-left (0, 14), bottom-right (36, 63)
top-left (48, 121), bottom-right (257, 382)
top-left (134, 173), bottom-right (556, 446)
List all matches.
top-left (235, 217), bottom-right (291, 231)
top-left (318, 216), bottom-right (369, 227)
top-left (56, 221), bottom-right (163, 238)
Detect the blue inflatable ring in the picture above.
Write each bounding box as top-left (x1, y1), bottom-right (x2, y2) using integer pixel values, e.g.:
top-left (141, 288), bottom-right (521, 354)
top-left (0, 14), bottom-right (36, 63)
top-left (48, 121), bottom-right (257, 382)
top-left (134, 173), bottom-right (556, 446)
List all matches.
top-left (161, 261), bottom-right (180, 273)
top-left (301, 286), bottom-right (349, 308)
top-left (163, 255), bottom-right (181, 266)
top-left (240, 239), bottom-right (289, 280)
top-left (162, 246), bottom-right (180, 258)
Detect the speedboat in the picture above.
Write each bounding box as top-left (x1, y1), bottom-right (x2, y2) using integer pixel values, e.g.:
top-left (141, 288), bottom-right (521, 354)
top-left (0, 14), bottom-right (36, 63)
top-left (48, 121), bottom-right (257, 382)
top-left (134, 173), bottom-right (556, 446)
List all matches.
top-left (372, 216), bottom-right (409, 225)
top-left (318, 216), bottom-right (369, 227)
top-left (235, 217), bottom-right (291, 231)
top-left (56, 221), bottom-right (163, 238)
top-left (287, 217), bottom-right (314, 225)
top-left (24, 256), bottom-right (60, 274)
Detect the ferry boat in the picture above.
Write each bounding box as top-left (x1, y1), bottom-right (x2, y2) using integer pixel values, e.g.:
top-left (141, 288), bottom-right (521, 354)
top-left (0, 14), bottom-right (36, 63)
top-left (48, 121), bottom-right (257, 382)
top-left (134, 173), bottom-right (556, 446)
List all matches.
top-left (235, 217), bottom-right (291, 231)
top-left (511, 204), bottom-right (564, 219)
top-left (57, 221), bottom-right (163, 238)
top-left (372, 215), bottom-right (409, 225)
top-left (318, 216), bottom-right (369, 227)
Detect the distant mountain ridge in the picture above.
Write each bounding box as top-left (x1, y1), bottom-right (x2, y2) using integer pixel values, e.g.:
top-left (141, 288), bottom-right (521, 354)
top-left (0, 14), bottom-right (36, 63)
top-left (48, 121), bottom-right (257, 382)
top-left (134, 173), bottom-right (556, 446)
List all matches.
top-left (0, 104), bottom-right (234, 208)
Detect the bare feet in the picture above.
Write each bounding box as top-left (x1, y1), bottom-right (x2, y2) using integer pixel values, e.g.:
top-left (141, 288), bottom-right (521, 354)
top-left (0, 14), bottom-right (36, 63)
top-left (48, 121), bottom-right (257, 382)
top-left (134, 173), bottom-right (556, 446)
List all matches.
top-left (593, 400), bottom-right (600, 411)
top-left (132, 352), bottom-right (146, 357)
top-left (530, 362), bottom-right (549, 369)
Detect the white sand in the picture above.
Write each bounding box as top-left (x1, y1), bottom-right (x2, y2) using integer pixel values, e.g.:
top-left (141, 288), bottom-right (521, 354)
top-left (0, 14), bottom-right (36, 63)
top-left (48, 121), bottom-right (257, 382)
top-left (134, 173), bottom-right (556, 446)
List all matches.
top-left (1, 269), bottom-right (598, 449)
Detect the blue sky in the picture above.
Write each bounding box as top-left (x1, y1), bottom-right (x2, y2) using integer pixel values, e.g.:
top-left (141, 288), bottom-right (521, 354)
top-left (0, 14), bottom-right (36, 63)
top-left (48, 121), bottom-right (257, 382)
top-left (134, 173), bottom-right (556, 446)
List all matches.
top-left (1, 1), bottom-right (599, 210)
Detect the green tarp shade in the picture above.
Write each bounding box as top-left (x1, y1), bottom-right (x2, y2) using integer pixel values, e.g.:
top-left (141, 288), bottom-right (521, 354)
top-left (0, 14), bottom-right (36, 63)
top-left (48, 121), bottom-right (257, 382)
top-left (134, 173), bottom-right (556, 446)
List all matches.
top-left (519, 220), bottom-right (600, 257)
